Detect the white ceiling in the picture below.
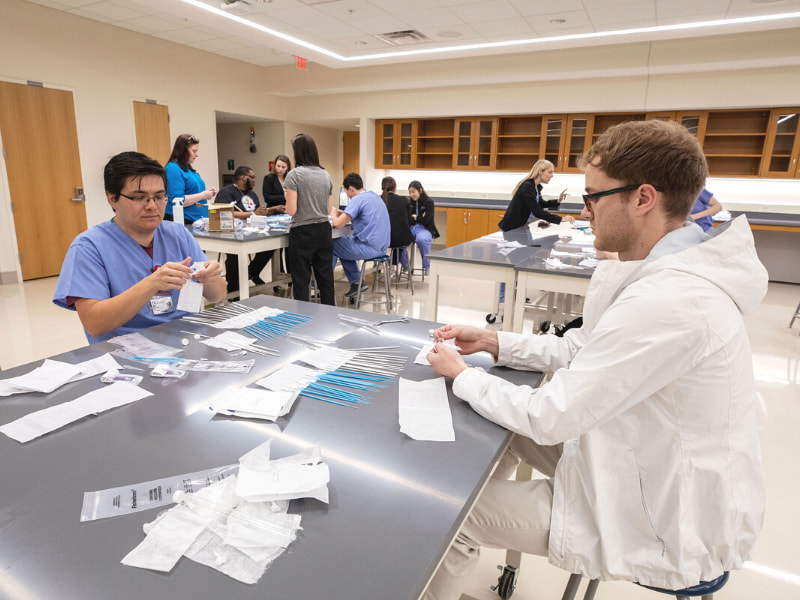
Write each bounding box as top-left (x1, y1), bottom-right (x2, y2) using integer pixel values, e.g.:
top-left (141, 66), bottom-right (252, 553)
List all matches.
top-left (23, 0), bottom-right (800, 69)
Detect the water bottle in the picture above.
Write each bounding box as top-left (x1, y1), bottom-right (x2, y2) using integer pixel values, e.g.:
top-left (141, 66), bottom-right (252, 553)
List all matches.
top-left (173, 197), bottom-right (184, 224)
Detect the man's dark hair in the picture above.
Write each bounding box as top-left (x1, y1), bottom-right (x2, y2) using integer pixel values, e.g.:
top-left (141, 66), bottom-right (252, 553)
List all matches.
top-left (291, 133), bottom-right (322, 168)
top-left (343, 172), bottom-right (363, 190)
top-left (234, 165), bottom-right (253, 179)
top-left (104, 151), bottom-right (166, 199)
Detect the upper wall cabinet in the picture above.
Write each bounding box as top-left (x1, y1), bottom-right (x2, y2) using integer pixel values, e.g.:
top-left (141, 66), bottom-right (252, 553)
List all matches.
top-left (375, 119), bottom-right (416, 169)
top-left (375, 107), bottom-right (800, 178)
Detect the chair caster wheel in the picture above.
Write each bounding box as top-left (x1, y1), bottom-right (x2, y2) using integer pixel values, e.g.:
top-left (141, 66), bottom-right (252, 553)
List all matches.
top-left (490, 564), bottom-right (518, 599)
top-left (486, 313), bottom-right (497, 324)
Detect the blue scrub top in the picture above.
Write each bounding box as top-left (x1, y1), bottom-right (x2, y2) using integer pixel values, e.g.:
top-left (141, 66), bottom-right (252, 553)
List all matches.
top-left (53, 220), bottom-right (209, 343)
top-left (164, 161), bottom-right (208, 222)
top-left (344, 190), bottom-right (390, 254)
top-left (691, 188), bottom-right (714, 232)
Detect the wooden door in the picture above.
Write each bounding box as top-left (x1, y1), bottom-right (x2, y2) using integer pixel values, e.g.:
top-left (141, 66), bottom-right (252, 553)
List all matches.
top-left (760, 108), bottom-right (800, 177)
top-left (563, 114), bottom-right (595, 172)
top-left (375, 120), bottom-right (397, 168)
top-left (446, 207), bottom-right (468, 247)
top-left (395, 120), bottom-right (416, 168)
top-left (454, 119), bottom-right (474, 169)
top-left (472, 117), bottom-right (497, 170)
top-left (0, 82), bottom-right (86, 280)
top-left (343, 131), bottom-right (360, 176)
top-left (540, 115), bottom-right (566, 170)
top-left (133, 101), bottom-right (170, 165)
top-left (465, 208), bottom-right (489, 241)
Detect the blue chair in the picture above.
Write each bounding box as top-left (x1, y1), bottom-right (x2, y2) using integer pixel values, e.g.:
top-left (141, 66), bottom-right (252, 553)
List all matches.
top-left (354, 254), bottom-right (393, 314)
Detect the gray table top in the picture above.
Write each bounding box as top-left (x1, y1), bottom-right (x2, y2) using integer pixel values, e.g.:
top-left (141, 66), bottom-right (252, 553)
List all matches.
top-left (192, 222), bottom-right (352, 245)
top-left (0, 295), bottom-right (541, 600)
top-left (429, 227), bottom-right (596, 281)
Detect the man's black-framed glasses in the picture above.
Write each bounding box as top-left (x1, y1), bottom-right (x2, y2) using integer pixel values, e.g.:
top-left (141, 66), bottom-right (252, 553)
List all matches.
top-left (582, 184), bottom-right (662, 209)
top-left (119, 192), bottom-right (168, 204)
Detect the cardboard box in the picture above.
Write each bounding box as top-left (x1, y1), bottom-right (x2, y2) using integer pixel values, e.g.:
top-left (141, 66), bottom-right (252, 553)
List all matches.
top-left (208, 203), bottom-right (235, 232)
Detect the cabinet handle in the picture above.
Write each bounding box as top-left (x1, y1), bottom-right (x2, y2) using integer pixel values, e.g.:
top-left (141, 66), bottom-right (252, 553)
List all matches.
top-left (463, 212), bottom-right (467, 225)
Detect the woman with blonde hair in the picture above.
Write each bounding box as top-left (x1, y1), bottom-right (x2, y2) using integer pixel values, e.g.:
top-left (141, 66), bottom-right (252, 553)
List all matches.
top-left (498, 159), bottom-right (574, 231)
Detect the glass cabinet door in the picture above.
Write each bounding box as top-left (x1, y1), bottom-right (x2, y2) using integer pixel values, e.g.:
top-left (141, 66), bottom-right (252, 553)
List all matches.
top-left (397, 120), bottom-right (415, 167)
top-left (474, 118), bottom-right (497, 170)
top-left (761, 110), bottom-right (800, 177)
top-left (541, 116), bottom-right (564, 169)
top-left (563, 115), bottom-right (594, 172)
top-left (455, 119), bottom-right (473, 168)
top-left (376, 121), bottom-right (396, 168)
top-left (675, 111), bottom-right (708, 145)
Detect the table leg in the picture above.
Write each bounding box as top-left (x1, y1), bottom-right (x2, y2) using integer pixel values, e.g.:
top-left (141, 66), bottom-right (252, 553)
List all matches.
top-left (428, 262), bottom-right (440, 322)
top-left (238, 253), bottom-right (249, 300)
top-left (500, 270), bottom-right (517, 332)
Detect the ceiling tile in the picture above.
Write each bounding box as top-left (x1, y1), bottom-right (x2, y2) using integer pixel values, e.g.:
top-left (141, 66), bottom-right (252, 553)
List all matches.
top-left (476, 18), bottom-right (536, 37)
top-left (70, 1), bottom-right (149, 21)
top-left (116, 15), bottom-right (186, 34)
top-left (41, 0), bottom-right (102, 7)
top-left (525, 10), bottom-right (593, 33)
top-left (451, 0), bottom-right (521, 23)
top-left (23, 0), bottom-right (72, 9)
top-left (655, 0), bottom-right (729, 20)
top-left (588, 3), bottom-right (657, 27)
top-left (402, 7), bottom-right (460, 29)
top-left (313, 0), bottom-right (389, 21)
top-left (510, 0), bottom-right (584, 17)
top-left (351, 15), bottom-right (413, 36)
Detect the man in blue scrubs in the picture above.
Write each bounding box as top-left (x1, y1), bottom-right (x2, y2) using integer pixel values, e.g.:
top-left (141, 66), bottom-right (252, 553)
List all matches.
top-left (330, 173), bottom-right (391, 297)
top-left (53, 151), bottom-right (227, 343)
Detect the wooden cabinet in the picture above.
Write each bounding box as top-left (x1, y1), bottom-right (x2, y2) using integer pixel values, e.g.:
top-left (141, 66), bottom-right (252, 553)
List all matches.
top-left (415, 118), bottom-right (455, 170)
top-left (454, 117), bottom-right (497, 170)
top-left (446, 207), bottom-right (489, 247)
top-left (488, 209), bottom-right (505, 233)
top-left (703, 109), bottom-right (771, 176)
top-left (374, 119), bottom-right (416, 169)
top-left (375, 106), bottom-right (800, 178)
top-left (761, 108), bottom-right (800, 177)
top-left (496, 116), bottom-right (543, 171)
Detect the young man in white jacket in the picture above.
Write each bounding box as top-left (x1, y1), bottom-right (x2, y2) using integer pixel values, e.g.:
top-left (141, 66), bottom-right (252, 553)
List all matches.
top-left (424, 119), bottom-right (767, 599)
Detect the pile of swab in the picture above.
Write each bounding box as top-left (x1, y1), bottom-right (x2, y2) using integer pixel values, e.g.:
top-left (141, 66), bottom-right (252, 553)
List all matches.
top-left (243, 312), bottom-right (313, 340)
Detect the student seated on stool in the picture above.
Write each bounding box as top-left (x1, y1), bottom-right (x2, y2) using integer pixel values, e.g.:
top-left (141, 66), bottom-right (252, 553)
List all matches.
top-left (330, 173), bottom-right (391, 298)
top-left (423, 120), bottom-right (767, 599)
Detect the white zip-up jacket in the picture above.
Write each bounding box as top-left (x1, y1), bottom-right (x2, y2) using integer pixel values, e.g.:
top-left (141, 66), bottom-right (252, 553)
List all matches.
top-left (453, 216), bottom-right (767, 589)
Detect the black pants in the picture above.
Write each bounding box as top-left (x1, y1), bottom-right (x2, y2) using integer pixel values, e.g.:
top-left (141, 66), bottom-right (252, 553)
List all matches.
top-left (224, 251), bottom-right (274, 293)
top-left (287, 221), bottom-right (335, 306)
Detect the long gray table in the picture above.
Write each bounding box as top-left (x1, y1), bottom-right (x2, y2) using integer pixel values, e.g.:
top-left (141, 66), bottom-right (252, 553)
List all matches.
top-left (0, 295), bottom-right (541, 600)
top-left (193, 224), bottom-right (353, 299)
top-left (428, 226), bottom-right (596, 332)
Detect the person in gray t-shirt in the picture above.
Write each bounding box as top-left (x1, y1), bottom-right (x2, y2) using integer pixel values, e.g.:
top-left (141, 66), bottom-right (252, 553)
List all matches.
top-left (284, 134), bottom-right (335, 305)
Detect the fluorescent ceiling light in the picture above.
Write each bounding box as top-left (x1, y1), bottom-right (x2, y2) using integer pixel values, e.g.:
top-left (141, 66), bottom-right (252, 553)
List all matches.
top-left (179, 1), bottom-right (800, 64)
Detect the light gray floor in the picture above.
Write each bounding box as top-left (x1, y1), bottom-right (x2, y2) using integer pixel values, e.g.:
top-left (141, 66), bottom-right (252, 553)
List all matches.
top-left (1, 272), bottom-right (798, 600)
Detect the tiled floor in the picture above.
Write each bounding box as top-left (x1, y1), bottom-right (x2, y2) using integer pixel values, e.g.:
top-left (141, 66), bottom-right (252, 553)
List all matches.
top-left (1, 271), bottom-right (798, 600)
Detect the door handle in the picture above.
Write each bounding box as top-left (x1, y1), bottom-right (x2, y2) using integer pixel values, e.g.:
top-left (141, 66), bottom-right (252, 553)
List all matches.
top-left (71, 186), bottom-right (85, 202)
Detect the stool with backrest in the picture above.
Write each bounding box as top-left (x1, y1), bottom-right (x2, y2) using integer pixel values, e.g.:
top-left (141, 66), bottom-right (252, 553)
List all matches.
top-left (354, 255), bottom-right (393, 314)
top-left (553, 571), bottom-right (729, 600)
top-left (389, 245), bottom-right (414, 294)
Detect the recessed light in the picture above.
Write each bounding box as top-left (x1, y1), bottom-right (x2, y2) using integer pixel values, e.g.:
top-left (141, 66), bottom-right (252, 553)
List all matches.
top-left (550, 18), bottom-right (567, 24)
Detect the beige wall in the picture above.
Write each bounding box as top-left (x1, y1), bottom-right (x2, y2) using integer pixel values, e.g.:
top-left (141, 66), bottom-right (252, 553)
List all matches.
top-left (216, 121), bottom-right (285, 185)
top-left (284, 123), bottom-right (344, 193)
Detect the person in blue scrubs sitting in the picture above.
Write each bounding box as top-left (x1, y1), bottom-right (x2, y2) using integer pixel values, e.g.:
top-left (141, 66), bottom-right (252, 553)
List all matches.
top-left (690, 188), bottom-right (723, 231)
top-left (163, 133), bottom-right (216, 224)
top-left (330, 173), bottom-right (391, 298)
top-left (53, 151), bottom-right (227, 343)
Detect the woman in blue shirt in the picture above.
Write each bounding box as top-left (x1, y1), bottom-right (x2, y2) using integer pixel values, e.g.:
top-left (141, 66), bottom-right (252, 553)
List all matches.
top-left (163, 134), bottom-right (216, 224)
